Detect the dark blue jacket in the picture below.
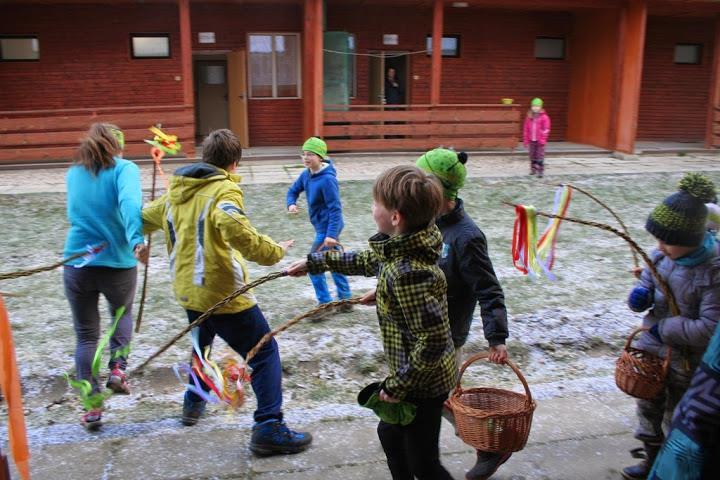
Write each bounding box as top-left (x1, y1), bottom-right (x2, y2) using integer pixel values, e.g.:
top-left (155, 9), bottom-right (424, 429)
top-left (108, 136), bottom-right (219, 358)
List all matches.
top-left (436, 199), bottom-right (508, 348)
top-left (286, 160), bottom-right (344, 239)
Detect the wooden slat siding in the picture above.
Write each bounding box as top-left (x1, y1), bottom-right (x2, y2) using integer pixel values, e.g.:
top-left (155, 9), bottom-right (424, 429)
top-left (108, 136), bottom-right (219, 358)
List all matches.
top-left (0, 143), bottom-right (167, 163)
top-left (323, 122), bottom-right (518, 137)
top-left (328, 137), bottom-right (516, 152)
top-left (324, 109), bottom-right (518, 123)
top-left (0, 126), bottom-right (195, 148)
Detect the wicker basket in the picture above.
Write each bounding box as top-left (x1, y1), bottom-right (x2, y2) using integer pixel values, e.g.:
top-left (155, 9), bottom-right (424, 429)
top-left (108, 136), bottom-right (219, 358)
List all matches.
top-left (615, 327), bottom-right (671, 400)
top-left (448, 353), bottom-right (536, 453)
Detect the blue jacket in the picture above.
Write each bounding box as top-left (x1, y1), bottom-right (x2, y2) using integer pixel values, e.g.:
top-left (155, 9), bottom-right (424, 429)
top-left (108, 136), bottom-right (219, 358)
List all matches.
top-left (64, 158), bottom-right (144, 268)
top-left (286, 160), bottom-right (344, 239)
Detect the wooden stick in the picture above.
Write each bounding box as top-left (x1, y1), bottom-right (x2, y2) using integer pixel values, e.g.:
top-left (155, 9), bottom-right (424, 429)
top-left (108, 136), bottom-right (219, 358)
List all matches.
top-left (132, 271), bottom-right (287, 374)
top-left (135, 158), bottom-right (159, 333)
top-left (503, 201), bottom-right (679, 316)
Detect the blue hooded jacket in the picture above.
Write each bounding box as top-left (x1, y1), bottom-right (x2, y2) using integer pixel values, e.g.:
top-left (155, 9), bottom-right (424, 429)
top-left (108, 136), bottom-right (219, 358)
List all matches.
top-left (286, 160), bottom-right (344, 239)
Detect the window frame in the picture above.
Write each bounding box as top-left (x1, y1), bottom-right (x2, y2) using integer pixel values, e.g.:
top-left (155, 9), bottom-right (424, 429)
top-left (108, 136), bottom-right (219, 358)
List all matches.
top-left (348, 34), bottom-right (357, 99)
top-left (130, 33), bottom-right (171, 59)
top-left (534, 36), bottom-right (566, 60)
top-left (0, 35), bottom-right (40, 62)
top-left (247, 32), bottom-right (302, 100)
top-left (674, 43), bottom-right (703, 65)
top-left (425, 34), bottom-right (461, 58)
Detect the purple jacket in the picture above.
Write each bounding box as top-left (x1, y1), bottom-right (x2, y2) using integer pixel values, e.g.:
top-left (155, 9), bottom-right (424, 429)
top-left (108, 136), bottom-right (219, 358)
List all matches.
top-left (523, 110), bottom-right (551, 146)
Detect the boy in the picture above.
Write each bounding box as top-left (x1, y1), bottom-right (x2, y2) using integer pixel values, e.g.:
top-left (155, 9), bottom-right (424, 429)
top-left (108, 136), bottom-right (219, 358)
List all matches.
top-left (142, 129), bottom-right (312, 456)
top-left (287, 165), bottom-right (457, 479)
top-left (623, 173), bottom-right (720, 479)
top-left (286, 137), bottom-right (351, 310)
top-left (417, 148), bottom-right (510, 480)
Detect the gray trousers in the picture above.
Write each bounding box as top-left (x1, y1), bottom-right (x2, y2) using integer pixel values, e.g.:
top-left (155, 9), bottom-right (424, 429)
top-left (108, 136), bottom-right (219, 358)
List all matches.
top-left (63, 266), bottom-right (137, 393)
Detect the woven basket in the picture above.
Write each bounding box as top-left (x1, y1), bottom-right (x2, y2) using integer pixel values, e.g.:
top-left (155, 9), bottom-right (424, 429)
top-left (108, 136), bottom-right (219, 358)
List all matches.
top-left (615, 327), bottom-right (671, 400)
top-left (448, 353), bottom-right (536, 453)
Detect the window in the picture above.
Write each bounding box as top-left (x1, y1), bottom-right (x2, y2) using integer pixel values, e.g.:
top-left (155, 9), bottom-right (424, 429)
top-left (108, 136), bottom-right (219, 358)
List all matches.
top-left (426, 35), bottom-right (460, 57)
top-left (348, 34), bottom-right (357, 98)
top-left (674, 44), bottom-right (702, 65)
top-left (249, 33), bottom-right (301, 98)
top-left (535, 37), bottom-right (565, 60)
top-left (0, 36), bottom-right (39, 61)
top-left (131, 34), bottom-right (170, 59)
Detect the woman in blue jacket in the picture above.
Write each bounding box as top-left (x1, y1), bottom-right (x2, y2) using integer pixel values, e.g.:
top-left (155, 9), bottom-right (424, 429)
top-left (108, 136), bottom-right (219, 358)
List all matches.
top-left (286, 137), bottom-right (351, 308)
top-left (63, 123), bottom-right (148, 430)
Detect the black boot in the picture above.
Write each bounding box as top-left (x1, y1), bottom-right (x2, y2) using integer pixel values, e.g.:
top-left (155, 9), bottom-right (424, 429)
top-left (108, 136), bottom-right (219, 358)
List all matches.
top-left (466, 451), bottom-right (512, 480)
top-left (621, 442), bottom-right (662, 480)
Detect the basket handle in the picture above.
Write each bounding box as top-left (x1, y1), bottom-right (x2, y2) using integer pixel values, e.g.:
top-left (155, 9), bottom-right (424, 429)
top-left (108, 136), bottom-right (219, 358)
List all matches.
top-left (455, 352), bottom-right (534, 409)
top-left (623, 327), bottom-right (672, 372)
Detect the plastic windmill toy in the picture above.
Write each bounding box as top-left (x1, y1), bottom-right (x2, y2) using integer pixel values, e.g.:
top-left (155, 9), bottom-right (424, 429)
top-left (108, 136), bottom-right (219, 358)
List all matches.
top-left (144, 125), bottom-right (182, 156)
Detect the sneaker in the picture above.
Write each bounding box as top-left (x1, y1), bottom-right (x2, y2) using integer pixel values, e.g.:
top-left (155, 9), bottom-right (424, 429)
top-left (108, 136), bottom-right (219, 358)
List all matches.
top-left (250, 419), bottom-right (313, 456)
top-left (81, 409), bottom-right (103, 431)
top-left (106, 366), bottom-right (130, 394)
top-left (466, 451), bottom-right (512, 480)
top-left (181, 394), bottom-right (207, 426)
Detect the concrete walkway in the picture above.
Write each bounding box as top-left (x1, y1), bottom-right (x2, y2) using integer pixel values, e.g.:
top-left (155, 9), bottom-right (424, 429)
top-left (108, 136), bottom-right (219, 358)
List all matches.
top-left (13, 390), bottom-right (637, 480)
top-left (0, 150), bottom-right (718, 195)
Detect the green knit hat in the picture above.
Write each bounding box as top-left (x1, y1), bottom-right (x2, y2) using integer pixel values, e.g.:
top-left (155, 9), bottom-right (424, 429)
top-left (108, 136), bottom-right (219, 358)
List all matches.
top-left (645, 173), bottom-right (717, 247)
top-left (531, 98), bottom-right (543, 107)
top-left (415, 148), bottom-right (467, 200)
top-left (302, 137), bottom-right (327, 159)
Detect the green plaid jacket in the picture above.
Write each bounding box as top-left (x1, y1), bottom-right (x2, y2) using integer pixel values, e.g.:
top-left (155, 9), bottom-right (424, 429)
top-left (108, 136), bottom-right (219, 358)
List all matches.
top-left (308, 225), bottom-right (457, 400)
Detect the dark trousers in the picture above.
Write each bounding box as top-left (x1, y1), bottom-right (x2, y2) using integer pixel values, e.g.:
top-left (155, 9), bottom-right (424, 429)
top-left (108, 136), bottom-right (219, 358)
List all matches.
top-left (63, 266), bottom-right (136, 393)
top-left (377, 394), bottom-right (454, 480)
top-left (529, 141), bottom-right (545, 175)
top-left (185, 305), bottom-right (283, 423)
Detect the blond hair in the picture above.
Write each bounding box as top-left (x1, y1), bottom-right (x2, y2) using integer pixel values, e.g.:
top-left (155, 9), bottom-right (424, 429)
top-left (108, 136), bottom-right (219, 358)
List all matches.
top-left (75, 123), bottom-right (122, 175)
top-left (373, 165), bottom-right (443, 232)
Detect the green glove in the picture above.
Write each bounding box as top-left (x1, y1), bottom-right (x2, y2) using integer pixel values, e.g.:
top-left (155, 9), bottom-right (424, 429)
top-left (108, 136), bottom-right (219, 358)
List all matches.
top-left (357, 382), bottom-right (417, 426)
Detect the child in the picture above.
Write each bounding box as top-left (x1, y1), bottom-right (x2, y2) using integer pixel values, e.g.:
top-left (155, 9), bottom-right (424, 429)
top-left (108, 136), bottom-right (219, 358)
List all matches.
top-left (523, 98), bottom-right (551, 178)
top-left (287, 166), bottom-right (457, 479)
top-left (63, 123), bottom-right (148, 430)
top-left (622, 173), bottom-right (720, 480)
top-left (417, 148), bottom-right (510, 480)
top-left (286, 137), bottom-right (352, 311)
top-left (142, 129), bottom-right (312, 456)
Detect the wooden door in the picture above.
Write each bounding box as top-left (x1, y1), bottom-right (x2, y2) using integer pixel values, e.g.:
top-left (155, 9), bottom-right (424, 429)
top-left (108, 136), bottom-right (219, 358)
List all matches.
top-left (227, 50), bottom-right (249, 148)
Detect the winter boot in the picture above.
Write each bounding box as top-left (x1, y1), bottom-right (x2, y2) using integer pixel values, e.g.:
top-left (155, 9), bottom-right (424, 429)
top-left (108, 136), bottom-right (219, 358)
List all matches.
top-left (106, 364), bottom-right (130, 394)
top-left (81, 409), bottom-right (103, 431)
top-left (249, 419), bottom-right (313, 456)
top-left (181, 393), bottom-right (206, 426)
top-left (466, 451), bottom-right (512, 480)
top-left (621, 442), bottom-right (662, 480)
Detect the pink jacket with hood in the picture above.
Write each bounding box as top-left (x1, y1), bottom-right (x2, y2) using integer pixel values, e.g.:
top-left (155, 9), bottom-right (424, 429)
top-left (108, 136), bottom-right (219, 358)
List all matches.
top-left (523, 110), bottom-right (551, 146)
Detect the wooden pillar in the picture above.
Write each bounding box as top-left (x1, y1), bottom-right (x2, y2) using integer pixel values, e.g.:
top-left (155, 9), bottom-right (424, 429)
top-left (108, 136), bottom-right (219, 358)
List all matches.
top-left (706, 15), bottom-right (720, 148)
top-left (614, 0), bottom-right (647, 154)
top-left (303, 0), bottom-right (324, 138)
top-left (179, 0), bottom-right (193, 107)
top-left (430, 0), bottom-right (444, 106)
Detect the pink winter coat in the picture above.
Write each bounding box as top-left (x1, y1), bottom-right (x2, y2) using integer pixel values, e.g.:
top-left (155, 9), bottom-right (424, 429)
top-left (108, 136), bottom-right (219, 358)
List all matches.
top-left (523, 110), bottom-right (551, 146)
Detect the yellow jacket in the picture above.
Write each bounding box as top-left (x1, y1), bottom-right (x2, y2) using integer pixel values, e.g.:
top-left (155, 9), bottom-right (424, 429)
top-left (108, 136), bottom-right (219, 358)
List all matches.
top-left (142, 163), bottom-right (284, 314)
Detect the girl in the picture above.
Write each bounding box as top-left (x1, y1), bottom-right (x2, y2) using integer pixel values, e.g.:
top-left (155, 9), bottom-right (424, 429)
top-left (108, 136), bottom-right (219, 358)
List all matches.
top-left (523, 98), bottom-right (551, 178)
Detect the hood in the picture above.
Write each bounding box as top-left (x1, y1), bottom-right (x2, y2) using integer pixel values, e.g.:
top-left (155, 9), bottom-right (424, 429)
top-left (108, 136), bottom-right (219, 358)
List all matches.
top-left (310, 159), bottom-right (338, 179)
top-left (436, 198), bottom-right (466, 228)
top-left (369, 225), bottom-right (443, 264)
top-left (168, 162), bottom-right (240, 205)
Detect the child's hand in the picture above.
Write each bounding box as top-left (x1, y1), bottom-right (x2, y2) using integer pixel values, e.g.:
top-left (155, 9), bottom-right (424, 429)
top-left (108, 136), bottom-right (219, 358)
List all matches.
top-left (630, 266), bottom-right (643, 279)
top-left (628, 286), bottom-right (653, 312)
top-left (322, 237), bottom-right (340, 249)
top-left (285, 259), bottom-right (308, 277)
top-left (278, 239), bottom-right (294, 251)
top-left (134, 243), bottom-right (149, 265)
top-left (359, 288), bottom-right (377, 306)
top-left (488, 345), bottom-right (508, 364)
top-left (287, 205), bottom-right (299, 214)
top-left (379, 389), bottom-right (400, 403)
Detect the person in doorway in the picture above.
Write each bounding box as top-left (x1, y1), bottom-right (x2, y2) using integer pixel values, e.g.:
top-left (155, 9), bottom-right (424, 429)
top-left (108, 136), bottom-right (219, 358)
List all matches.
top-left (385, 67), bottom-right (404, 105)
top-left (523, 98), bottom-right (551, 178)
top-left (142, 129), bottom-right (312, 456)
top-left (417, 148), bottom-right (511, 480)
top-left (63, 123), bottom-right (149, 430)
top-left (622, 173), bottom-right (720, 479)
top-left (286, 137), bottom-right (352, 312)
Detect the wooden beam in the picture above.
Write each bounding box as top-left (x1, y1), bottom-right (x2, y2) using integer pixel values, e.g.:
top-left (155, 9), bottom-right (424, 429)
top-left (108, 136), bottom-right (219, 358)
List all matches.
top-left (178, 0), bottom-right (193, 107)
top-left (324, 108), bottom-right (519, 123)
top-left (707, 15), bottom-right (720, 148)
top-left (303, 0), bottom-right (324, 138)
top-left (324, 122), bottom-right (518, 137)
top-left (430, 0), bottom-right (443, 105)
top-left (329, 137), bottom-right (516, 152)
top-left (614, 0), bottom-right (647, 154)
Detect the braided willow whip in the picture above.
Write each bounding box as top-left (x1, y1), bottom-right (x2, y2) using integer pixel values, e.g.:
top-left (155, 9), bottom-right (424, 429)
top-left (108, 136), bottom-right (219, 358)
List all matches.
top-left (0, 249), bottom-right (96, 281)
top-left (245, 297), bottom-right (365, 364)
top-left (133, 271), bottom-right (287, 374)
top-left (503, 201), bottom-right (680, 316)
top-left (553, 183), bottom-right (640, 269)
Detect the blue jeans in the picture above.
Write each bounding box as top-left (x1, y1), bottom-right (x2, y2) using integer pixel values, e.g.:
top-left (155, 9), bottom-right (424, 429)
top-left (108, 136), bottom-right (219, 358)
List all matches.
top-left (309, 232), bottom-right (351, 304)
top-left (185, 305), bottom-right (283, 423)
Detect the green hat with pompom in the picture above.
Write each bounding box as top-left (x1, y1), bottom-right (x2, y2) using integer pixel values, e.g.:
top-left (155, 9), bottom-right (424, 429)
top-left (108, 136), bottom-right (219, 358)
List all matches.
top-left (531, 98), bottom-right (543, 107)
top-left (645, 173), bottom-right (716, 247)
top-left (415, 148), bottom-right (468, 200)
top-left (302, 137), bottom-right (328, 159)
